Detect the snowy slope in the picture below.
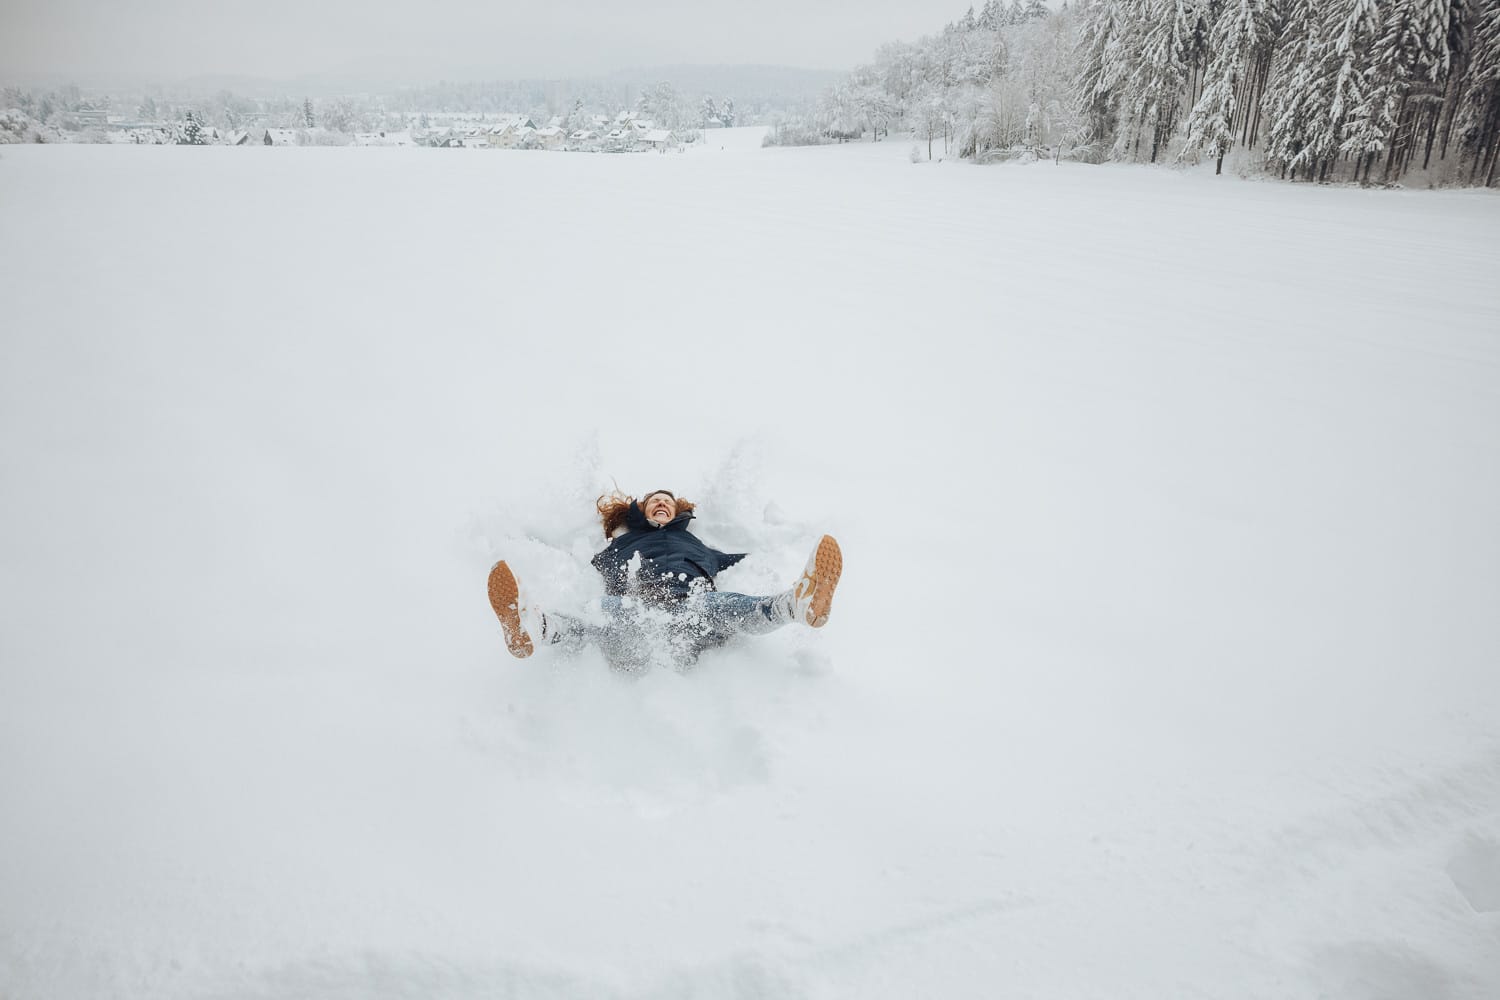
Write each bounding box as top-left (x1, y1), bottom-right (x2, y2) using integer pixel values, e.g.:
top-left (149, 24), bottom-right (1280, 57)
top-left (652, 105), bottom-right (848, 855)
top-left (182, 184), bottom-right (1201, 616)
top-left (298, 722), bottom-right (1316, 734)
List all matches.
top-left (1, 141), bottom-right (1497, 999)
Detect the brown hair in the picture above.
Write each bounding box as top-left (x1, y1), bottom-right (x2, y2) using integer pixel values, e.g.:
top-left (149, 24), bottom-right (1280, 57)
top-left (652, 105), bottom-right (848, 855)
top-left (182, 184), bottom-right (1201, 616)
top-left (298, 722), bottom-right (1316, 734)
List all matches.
top-left (596, 491), bottom-right (695, 539)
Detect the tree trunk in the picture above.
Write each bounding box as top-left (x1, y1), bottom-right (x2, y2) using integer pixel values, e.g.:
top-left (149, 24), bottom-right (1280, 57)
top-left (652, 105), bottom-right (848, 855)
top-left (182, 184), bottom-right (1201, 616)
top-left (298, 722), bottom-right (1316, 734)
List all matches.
top-left (1438, 63), bottom-right (1467, 163)
top-left (1247, 62), bottom-right (1266, 149)
top-left (1233, 73), bottom-right (1249, 142)
top-left (1384, 101), bottom-right (1405, 183)
top-left (1480, 110), bottom-right (1500, 184)
top-left (1215, 154), bottom-right (1223, 175)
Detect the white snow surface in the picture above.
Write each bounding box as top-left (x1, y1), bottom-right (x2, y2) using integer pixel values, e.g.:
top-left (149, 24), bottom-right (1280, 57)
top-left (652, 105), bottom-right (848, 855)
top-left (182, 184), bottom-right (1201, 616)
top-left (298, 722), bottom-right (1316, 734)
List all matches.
top-left (1, 139), bottom-right (1498, 999)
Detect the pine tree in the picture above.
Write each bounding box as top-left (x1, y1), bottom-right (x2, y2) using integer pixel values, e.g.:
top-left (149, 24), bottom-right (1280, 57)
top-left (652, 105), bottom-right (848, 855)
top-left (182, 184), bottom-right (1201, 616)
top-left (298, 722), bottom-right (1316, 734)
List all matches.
top-left (181, 110), bottom-right (205, 145)
top-left (1119, 0), bottom-right (1200, 161)
top-left (1341, 0), bottom-right (1451, 181)
top-left (303, 97), bottom-right (315, 128)
top-left (1183, 0), bottom-right (1268, 173)
top-left (1456, 0), bottom-right (1500, 182)
top-left (1313, 0), bottom-right (1381, 177)
top-left (1075, 0), bottom-right (1130, 157)
top-left (1263, 0), bottom-right (1345, 178)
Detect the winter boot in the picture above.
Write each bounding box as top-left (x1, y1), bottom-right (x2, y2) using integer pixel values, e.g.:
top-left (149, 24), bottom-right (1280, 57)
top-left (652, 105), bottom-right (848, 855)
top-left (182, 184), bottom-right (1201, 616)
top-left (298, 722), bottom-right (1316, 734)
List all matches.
top-left (791, 535), bottom-right (843, 628)
top-left (487, 560), bottom-right (534, 658)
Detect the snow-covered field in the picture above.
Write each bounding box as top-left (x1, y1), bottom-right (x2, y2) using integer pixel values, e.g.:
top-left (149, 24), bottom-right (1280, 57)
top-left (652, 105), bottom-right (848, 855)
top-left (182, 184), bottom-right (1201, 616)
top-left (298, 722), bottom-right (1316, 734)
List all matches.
top-left (2, 132), bottom-right (1498, 999)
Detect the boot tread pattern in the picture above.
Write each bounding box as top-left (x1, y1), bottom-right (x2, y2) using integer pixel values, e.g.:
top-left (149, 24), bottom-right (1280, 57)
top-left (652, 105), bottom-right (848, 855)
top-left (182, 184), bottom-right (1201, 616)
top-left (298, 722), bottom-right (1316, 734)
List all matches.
top-left (806, 535), bottom-right (842, 628)
top-left (487, 560), bottom-right (534, 658)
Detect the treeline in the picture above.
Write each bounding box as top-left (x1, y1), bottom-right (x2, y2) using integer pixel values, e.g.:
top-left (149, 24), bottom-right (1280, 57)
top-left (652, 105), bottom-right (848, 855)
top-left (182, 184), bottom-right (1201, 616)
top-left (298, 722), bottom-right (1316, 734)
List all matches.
top-left (1, 67), bottom-right (816, 140)
top-left (818, 0), bottom-right (1500, 185)
top-left (0, 83), bottom-right (392, 135)
top-left (1085, 0), bottom-right (1500, 183)
top-left (816, 2), bottom-right (1081, 159)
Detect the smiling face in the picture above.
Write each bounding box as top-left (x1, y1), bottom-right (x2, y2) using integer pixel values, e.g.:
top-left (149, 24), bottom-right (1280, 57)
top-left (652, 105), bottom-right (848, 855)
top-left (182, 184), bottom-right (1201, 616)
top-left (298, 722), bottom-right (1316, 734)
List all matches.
top-left (642, 491), bottom-right (677, 525)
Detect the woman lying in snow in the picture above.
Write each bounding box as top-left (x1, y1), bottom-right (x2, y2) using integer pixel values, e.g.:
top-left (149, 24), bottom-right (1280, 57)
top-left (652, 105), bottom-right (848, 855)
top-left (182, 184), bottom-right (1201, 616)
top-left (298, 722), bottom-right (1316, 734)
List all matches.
top-left (487, 489), bottom-right (842, 670)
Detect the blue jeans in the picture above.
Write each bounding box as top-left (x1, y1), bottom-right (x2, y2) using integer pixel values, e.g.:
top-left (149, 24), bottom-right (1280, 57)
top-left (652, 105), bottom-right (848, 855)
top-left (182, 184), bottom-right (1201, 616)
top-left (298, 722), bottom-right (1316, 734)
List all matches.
top-left (544, 591), bottom-right (790, 671)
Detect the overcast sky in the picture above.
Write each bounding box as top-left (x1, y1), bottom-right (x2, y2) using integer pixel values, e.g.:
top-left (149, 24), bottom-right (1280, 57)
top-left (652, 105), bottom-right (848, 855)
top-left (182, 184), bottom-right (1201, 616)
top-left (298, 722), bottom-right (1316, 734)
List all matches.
top-left (2, 1), bottom-right (959, 85)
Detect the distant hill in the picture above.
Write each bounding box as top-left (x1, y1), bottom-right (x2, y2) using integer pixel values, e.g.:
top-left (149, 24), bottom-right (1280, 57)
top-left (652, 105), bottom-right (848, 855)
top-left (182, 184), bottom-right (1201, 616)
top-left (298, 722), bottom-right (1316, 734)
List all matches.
top-left (80, 64), bottom-right (842, 107)
top-left (603, 64), bottom-right (842, 105)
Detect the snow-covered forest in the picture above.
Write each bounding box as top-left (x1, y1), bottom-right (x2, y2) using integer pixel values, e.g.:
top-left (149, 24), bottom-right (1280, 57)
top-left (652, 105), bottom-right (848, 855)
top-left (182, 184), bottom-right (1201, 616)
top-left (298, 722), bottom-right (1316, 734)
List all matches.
top-left (813, 0), bottom-right (1500, 185)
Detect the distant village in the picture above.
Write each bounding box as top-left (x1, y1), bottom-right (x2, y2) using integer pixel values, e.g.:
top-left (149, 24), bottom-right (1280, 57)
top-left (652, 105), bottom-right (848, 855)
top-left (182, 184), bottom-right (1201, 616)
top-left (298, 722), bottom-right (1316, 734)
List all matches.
top-left (4, 105), bottom-right (732, 153)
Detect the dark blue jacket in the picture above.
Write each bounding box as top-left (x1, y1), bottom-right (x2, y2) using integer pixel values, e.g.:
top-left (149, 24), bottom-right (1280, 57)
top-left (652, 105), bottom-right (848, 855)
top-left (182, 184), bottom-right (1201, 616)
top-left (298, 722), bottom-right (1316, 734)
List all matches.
top-left (591, 502), bottom-right (746, 600)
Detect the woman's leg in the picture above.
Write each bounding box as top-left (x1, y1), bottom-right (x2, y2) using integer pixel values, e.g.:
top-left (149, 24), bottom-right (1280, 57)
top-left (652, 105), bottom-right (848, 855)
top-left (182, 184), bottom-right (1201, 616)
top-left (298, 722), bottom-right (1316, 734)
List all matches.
top-left (541, 592), bottom-right (797, 669)
top-left (693, 591), bottom-right (795, 638)
top-left (542, 596), bottom-right (656, 671)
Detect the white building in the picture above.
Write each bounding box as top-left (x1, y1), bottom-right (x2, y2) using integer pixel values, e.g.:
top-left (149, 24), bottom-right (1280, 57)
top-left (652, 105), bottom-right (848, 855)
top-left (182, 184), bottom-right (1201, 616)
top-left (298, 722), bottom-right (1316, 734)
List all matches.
top-left (639, 128), bottom-right (675, 152)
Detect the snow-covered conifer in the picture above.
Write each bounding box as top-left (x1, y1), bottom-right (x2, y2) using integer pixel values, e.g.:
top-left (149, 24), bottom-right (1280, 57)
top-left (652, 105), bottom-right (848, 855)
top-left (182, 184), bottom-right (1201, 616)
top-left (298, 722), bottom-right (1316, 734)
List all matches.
top-left (1116, 0), bottom-right (1201, 161)
top-left (1262, 0), bottom-right (1344, 178)
top-left (1181, 0), bottom-right (1270, 172)
top-left (1455, 0), bottom-right (1500, 181)
top-left (1341, 0), bottom-right (1452, 180)
top-left (180, 110), bottom-right (205, 145)
top-left (1075, 0), bottom-right (1127, 152)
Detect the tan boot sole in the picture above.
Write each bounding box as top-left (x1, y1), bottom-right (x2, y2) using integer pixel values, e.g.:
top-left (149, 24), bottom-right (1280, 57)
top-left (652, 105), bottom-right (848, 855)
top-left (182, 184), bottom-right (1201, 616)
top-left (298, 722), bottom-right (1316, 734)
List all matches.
top-left (487, 561), bottom-right (534, 658)
top-left (806, 535), bottom-right (842, 628)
